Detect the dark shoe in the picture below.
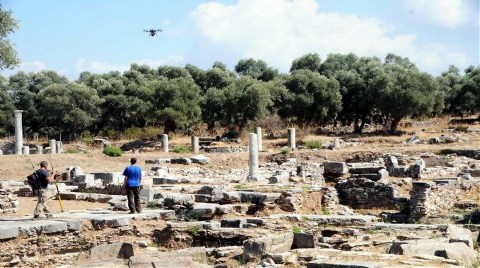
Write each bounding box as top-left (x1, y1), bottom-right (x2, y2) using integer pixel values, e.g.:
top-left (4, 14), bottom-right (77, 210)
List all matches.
top-left (129, 211), bottom-right (135, 214)
top-left (136, 210), bottom-right (142, 213)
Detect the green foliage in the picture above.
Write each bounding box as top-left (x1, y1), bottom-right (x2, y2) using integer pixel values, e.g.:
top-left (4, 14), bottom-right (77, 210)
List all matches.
top-left (172, 144), bottom-right (190, 153)
top-left (37, 233), bottom-right (47, 244)
top-left (290, 53), bottom-right (322, 72)
top-left (233, 184), bottom-right (248, 190)
top-left (65, 148), bottom-right (82, 154)
top-left (186, 225), bottom-right (201, 237)
top-left (147, 201), bottom-right (160, 208)
top-left (454, 125), bottom-right (469, 132)
top-left (122, 127), bottom-right (163, 140)
top-left (292, 225), bottom-right (302, 233)
top-left (280, 70), bottom-right (342, 127)
top-left (280, 147), bottom-right (291, 154)
top-left (235, 58), bottom-right (278, 82)
top-left (322, 206), bottom-right (330, 215)
top-left (78, 132), bottom-right (95, 146)
top-left (103, 146), bottom-right (122, 157)
top-left (304, 140), bottom-right (322, 149)
top-left (149, 241), bottom-right (159, 247)
top-left (0, 6), bottom-right (19, 69)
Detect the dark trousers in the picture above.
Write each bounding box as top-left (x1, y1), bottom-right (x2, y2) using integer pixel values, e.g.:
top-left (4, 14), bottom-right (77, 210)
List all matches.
top-left (126, 186), bottom-right (142, 213)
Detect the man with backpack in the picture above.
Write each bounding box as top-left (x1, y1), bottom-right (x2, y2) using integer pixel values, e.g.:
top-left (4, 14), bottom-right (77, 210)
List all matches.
top-left (33, 161), bottom-right (58, 219)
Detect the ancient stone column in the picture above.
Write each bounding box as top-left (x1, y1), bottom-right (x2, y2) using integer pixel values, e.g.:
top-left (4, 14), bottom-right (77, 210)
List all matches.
top-left (248, 133), bottom-right (259, 180)
top-left (162, 134), bottom-right (169, 153)
top-left (255, 127), bottom-right (263, 152)
top-left (287, 128), bottom-right (296, 150)
top-left (35, 145), bottom-right (43, 155)
top-left (22, 146), bottom-right (29, 155)
top-left (14, 110), bottom-right (23, 155)
top-left (192, 136), bottom-right (199, 154)
top-left (49, 139), bottom-right (57, 154)
top-left (56, 141), bottom-right (63, 154)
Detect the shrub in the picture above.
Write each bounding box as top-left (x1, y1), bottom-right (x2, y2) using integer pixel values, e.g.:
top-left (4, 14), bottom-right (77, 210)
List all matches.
top-left (187, 225), bottom-right (201, 237)
top-left (234, 184), bottom-right (248, 190)
top-left (292, 225), bottom-right (302, 233)
top-left (280, 147), bottom-right (291, 154)
top-left (78, 132), bottom-right (95, 146)
top-left (454, 125), bottom-right (469, 132)
top-left (304, 140), bottom-right (322, 149)
top-left (172, 144), bottom-right (190, 153)
top-left (147, 201), bottom-right (161, 208)
top-left (103, 146), bottom-right (122, 157)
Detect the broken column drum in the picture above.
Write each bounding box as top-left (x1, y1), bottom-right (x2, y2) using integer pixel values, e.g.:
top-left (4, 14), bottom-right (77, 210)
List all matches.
top-left (162, 134), bottom-right (169, 153)
top-left (49, 139), bottom-right (57, 154)
top-left (192, 136), bottom-right (199, 154)
top-left (14, 110), bottom-right (23, 155)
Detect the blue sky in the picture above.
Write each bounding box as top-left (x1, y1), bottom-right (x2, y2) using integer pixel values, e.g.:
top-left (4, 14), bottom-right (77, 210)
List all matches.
top-left (1, 0), bottom-right (479, 80)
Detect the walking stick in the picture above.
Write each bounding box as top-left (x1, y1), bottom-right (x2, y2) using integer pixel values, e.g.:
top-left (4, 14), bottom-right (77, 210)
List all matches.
top-left (48, 153), bottom-right (64, 212)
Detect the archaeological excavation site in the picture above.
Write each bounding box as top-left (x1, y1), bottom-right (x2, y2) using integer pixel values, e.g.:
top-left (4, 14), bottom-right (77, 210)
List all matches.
top-left (0, 118), bottom-right (480, 268)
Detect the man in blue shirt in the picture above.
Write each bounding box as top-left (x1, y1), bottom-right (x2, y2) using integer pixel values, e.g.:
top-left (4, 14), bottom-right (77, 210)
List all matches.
top-left (122, 157), bottom-right (142, 213)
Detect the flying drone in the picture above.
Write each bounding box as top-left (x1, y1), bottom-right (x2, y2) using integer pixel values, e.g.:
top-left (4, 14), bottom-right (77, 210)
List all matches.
top-left (144, 29), bottom-right (162, 37)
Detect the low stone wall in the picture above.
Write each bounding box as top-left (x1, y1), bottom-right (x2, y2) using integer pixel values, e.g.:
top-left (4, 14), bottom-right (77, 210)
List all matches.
top-left (336, 178), bottom-right (398, 209)
top-left (202, 146), bottom-right (248, 153)
top-left (408, 180), bottom-right (480, 223)
top-left (0, 189), bottom-right (19, 214)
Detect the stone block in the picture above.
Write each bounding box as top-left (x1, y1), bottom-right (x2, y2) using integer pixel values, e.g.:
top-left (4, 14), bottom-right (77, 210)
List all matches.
top-left (222, 191), bottom-right (241, 203)
top-left (190, 154), bottom-right (209, 165)
top-left (292, 232), bottom-right (315, 249)
top-left (447, 224), bottom-right (473, 248)
top-left (323, 161), bottom-right (348, 175)
top-left (221, 219), bottom-right (246, 228)
top-left (239, 191), bottom-right (281, 204)
top-left (91, 172), bottom-right (123, 185)
top-left (163, 194), bottom-right (195, 209)
top-left (181, 203), bottom-right (217, 220)
top-left (153, 176), bottom-right (178, 185)
top-left (348, 163), bottom-right (385, 174)
top-left (391, 166), bottom-right (409, 177)
top-left (88, 242), bottom-right (134, 260)
top-left (139, 187), bottom-right (154, 202)
top-left (171, 157), bottom-right (192, 165)
top-left (0, 225), bottom-right (18, 240)
top-left (243, 232), bottom-right (294, 260)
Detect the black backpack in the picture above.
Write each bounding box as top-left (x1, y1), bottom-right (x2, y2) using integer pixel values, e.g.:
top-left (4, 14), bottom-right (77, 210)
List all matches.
top-left (27, 170), bottom-right (41, 192)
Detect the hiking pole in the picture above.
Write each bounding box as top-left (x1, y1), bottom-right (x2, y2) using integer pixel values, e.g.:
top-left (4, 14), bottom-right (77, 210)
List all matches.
top-left (48, 153), bottom-right (64, 212)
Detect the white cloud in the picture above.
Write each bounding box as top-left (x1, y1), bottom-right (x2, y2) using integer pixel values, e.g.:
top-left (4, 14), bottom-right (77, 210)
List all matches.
top-left (0, 60), bottom-right (48, 78)
top-left (190, 0), bottom-right (470, 74)
top-left (405, 0), bottom-right (471, 29)
top-left (74, 55), bottom-right (185, 74)
top-left (20, 61), bottom-right (48, 72)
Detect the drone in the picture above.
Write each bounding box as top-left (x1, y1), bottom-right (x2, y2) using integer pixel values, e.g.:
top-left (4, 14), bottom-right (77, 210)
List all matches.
top-left (144, 29), bottom-right (162, 37)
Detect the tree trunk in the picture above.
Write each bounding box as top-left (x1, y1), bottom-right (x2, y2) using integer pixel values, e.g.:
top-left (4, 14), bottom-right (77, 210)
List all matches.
top-left (353, 116), bottom-right (361, 134)
top-left (390, 117), bottom-right (401, 134)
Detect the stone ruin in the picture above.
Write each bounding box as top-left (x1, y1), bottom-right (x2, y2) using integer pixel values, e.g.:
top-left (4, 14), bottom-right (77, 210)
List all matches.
top-left (0, 129), bottom-right (480, 267)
